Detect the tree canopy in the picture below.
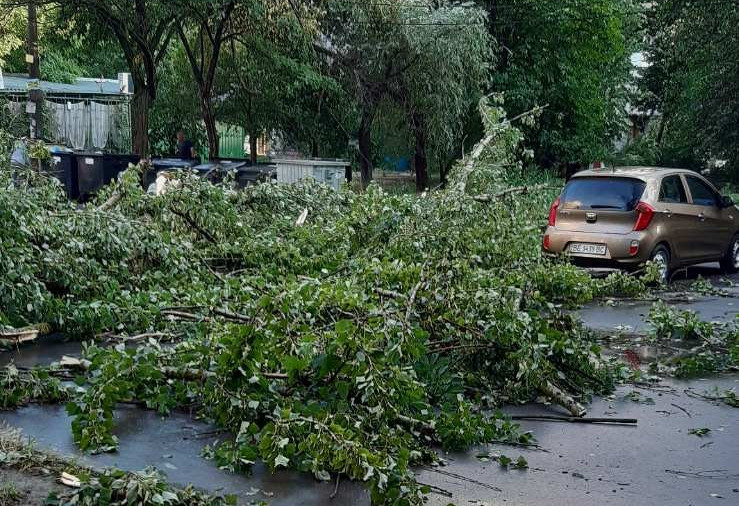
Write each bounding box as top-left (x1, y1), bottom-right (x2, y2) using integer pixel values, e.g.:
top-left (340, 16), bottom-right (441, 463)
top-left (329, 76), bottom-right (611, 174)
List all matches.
top-left (485, 0), bottom-right (640, 169)
top-left (6, 0), bottom-right (728, 181)
top-left (641, 0), bottom-right (739, 176)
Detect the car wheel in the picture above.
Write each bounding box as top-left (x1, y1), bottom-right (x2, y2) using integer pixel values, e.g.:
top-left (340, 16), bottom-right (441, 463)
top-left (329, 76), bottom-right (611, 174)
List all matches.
top-left (650, 245), bottom-right (671, 284)
top-left (719, 234), bottom-right (739, 274)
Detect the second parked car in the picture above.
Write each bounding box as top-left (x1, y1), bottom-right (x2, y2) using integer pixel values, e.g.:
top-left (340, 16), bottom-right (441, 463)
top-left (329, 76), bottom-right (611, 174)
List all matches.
top-left (542, 167), bottom-right (739, 282)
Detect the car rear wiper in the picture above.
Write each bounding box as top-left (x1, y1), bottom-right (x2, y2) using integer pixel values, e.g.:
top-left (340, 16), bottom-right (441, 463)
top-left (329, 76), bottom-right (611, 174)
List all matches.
top-left (589, 205), bottom-right (624, 209)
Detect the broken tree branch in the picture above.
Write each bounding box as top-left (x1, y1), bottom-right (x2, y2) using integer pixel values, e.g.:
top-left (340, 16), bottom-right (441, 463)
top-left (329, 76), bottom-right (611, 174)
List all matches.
top-left (169, 206), bottom-right (217, 244)
top-left (0, 323), bottom-right (52, 345)
top-left (452, 103), bottom-right (549, 193)
top-left (97, 191), bottom-right (123, 212)
top-left (375, 288), bottom-right (407, 300)
top-left (541, 380), bottom-right (587, 417)
top-left (405, 263), bottom-right (427, 324)
top-left (473, 184), bottom-right (561, 203)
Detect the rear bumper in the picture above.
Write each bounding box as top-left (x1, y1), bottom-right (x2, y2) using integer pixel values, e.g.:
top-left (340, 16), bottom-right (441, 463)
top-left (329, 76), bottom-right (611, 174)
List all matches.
top-left (542, 227), bottom-right (655, 266)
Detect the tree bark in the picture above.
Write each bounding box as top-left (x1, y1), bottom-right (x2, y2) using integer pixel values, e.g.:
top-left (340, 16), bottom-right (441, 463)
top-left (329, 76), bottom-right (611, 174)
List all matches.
top-left (131, 82), bottom-right (151, 157)
top-left (656, 114), bottom-right (667, 147)
top-left (439, 161), bottom-right (450, 187)
top-left (27, 0), bottom-right (43, 140)
top-left (249, 131), bottom-right (258, 165)
top-left (311, 138), bottom-right (319, 158)
top-left (412, 113), bottom-right (429, 192)
top-left (202, 92), bottom-right (218, 159)
top-left (358, 109), bottom-right (374, 189)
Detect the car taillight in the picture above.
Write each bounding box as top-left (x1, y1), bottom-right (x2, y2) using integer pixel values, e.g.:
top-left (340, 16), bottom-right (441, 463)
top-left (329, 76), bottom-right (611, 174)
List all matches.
top-left (543, 235), bottom-right (551, 250)
top-left (633, 202), bottom-right (655, 231)
top-left (548, 197), bottom-right (560, 227)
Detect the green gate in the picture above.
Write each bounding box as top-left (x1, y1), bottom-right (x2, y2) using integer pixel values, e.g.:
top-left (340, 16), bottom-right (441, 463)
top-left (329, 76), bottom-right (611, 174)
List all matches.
top-left (218, 124), bottom-right (245, 159)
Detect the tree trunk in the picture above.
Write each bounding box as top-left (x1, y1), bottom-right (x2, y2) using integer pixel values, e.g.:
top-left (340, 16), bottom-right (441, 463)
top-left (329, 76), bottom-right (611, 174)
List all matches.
top-left (311, 138), bottom-right (319, 158)
top-left (27, 0), bottom-right (42, 140)
top-left (358, 109), bottom-right (374, 189)
top-left (249, 131), bottom-right (258, 165)
top-left (412, 113), bottom-right (429, 192)
top-left (202, 94), bottom-right (218, 160)
top-left (131, 84), bottom-right (151, 157)
top-left (439, 161), bottom-right (450, 187)
top-left (656, 114), bottom-right (667, 147)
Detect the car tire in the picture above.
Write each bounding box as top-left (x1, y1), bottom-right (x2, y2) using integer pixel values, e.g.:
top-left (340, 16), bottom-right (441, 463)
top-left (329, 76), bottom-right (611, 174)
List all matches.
top-left (650, 245), bottom-right (671, 284)
top-left (719, 234), bottom-right (739, 274)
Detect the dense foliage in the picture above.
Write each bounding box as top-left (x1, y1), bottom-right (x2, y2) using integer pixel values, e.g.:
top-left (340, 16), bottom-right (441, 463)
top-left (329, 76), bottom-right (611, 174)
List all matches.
top-left (0, 101), bottom-right (650, 504)
top-left (641, 0), bottom-right (739, 177)
top-left (483, 0), bottom-right (640, 169)
top-left (2, 1), bottom-right (656, 184)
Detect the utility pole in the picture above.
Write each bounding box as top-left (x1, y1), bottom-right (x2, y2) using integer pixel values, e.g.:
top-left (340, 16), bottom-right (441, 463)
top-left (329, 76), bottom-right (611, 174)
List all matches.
top-left (27, 0), bottom-right (43, 140)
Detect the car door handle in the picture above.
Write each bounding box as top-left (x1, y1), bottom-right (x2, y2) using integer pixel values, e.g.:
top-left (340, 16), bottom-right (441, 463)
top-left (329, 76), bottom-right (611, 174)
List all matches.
top-left (698, 213), bottom-right (706, 222)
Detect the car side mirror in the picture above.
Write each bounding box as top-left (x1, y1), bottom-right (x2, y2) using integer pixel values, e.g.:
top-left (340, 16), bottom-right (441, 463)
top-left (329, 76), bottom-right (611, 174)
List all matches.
top-left (720, 196), bottom-right (734, 208)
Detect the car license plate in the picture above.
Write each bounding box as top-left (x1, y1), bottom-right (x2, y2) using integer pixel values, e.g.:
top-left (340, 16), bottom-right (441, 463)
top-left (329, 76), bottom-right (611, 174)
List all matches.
top-left (569, 243), bottom-right (607, 255)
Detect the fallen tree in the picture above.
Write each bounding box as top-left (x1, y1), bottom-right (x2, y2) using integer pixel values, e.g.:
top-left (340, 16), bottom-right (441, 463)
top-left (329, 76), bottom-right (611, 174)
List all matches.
top-left (0, 98), bottom-right (650, 505)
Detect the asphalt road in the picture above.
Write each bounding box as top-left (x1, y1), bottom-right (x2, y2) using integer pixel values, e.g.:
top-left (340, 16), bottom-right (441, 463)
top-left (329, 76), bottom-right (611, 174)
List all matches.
top-left (579, 263), bottom-right (739, 334)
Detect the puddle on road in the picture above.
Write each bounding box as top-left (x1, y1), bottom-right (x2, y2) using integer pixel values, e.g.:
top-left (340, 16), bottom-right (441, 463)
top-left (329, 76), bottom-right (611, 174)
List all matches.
top-left (0, 334), bottom-right (84, 368)
top-left (421, 374), bottom-right (739, 506)
top-left (595, 332), bottom-right (698, 368)
top-left (0, 339), bottom-right (370, 505)
top-left (0, 403), bottom-right (369, 505)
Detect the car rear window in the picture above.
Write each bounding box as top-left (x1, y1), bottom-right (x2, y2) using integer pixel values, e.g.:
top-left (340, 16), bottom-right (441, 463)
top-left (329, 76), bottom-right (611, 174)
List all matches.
top-left (561, 177), bottom-right (646, 211)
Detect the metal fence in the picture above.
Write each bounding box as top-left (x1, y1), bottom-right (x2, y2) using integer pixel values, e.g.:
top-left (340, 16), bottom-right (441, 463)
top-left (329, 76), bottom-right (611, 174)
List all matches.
top-left (1, 94), bottom-right (131, 152)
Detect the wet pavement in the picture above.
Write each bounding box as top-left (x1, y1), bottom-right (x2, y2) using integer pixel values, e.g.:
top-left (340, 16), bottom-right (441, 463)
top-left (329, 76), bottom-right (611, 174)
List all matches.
top-left (421, 375), bottom-right (739, 506)
top-left (1, 263), bottom-right (738, 505)
top-left (0, 334), bottom-right (84, 368)
top-left (2, 377), bottom-right (735, 506)
top-left (0, 404), bottom-right (369, 505)
top-left (579, 263), bottom-right (739, 334)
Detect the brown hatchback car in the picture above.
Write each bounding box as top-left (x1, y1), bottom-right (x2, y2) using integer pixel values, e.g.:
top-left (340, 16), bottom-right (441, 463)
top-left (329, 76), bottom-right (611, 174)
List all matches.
top-left (542, 167), bottom-right (739, 282)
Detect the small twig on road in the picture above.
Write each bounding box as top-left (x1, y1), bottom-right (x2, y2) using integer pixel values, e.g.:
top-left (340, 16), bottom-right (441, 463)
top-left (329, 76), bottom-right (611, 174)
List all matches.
top-left (416, 482), bottom-right (453, 498)
top-left (509, 415), bottom-right (637, 425)
top-left (670, 402), bottom-right (692, 418)
top-left (420, 466), bottom-right (501, 492)
top-left (329, 473), bottom-right (341, 500)
top-left (683, 388), bottom-right (734, 405)
top-left (665, 469), bottom-right (739, 479)
top-left (488, 440), bottom-right (551, 452)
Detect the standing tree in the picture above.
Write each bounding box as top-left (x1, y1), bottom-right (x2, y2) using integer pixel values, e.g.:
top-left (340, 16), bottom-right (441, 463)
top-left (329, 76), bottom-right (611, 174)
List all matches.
top-left (481, 0), bottom-right (639, 170)
top-left (172, 0), bottom-right (241, 158)
top-left (0, 5), bottom-right (25, 68)
top-left (215, 0), bottom-right (327, 163)
top-left (315, 1), bottom-right (491, 189)
top-left (316, 1), bottom-right (420, 188)
top-left (53, 0), bottom-right (176, 156)
top-left (393, 3), bottom-right (491, 190)
top-left (642, 0), bottom-right (739, 175)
